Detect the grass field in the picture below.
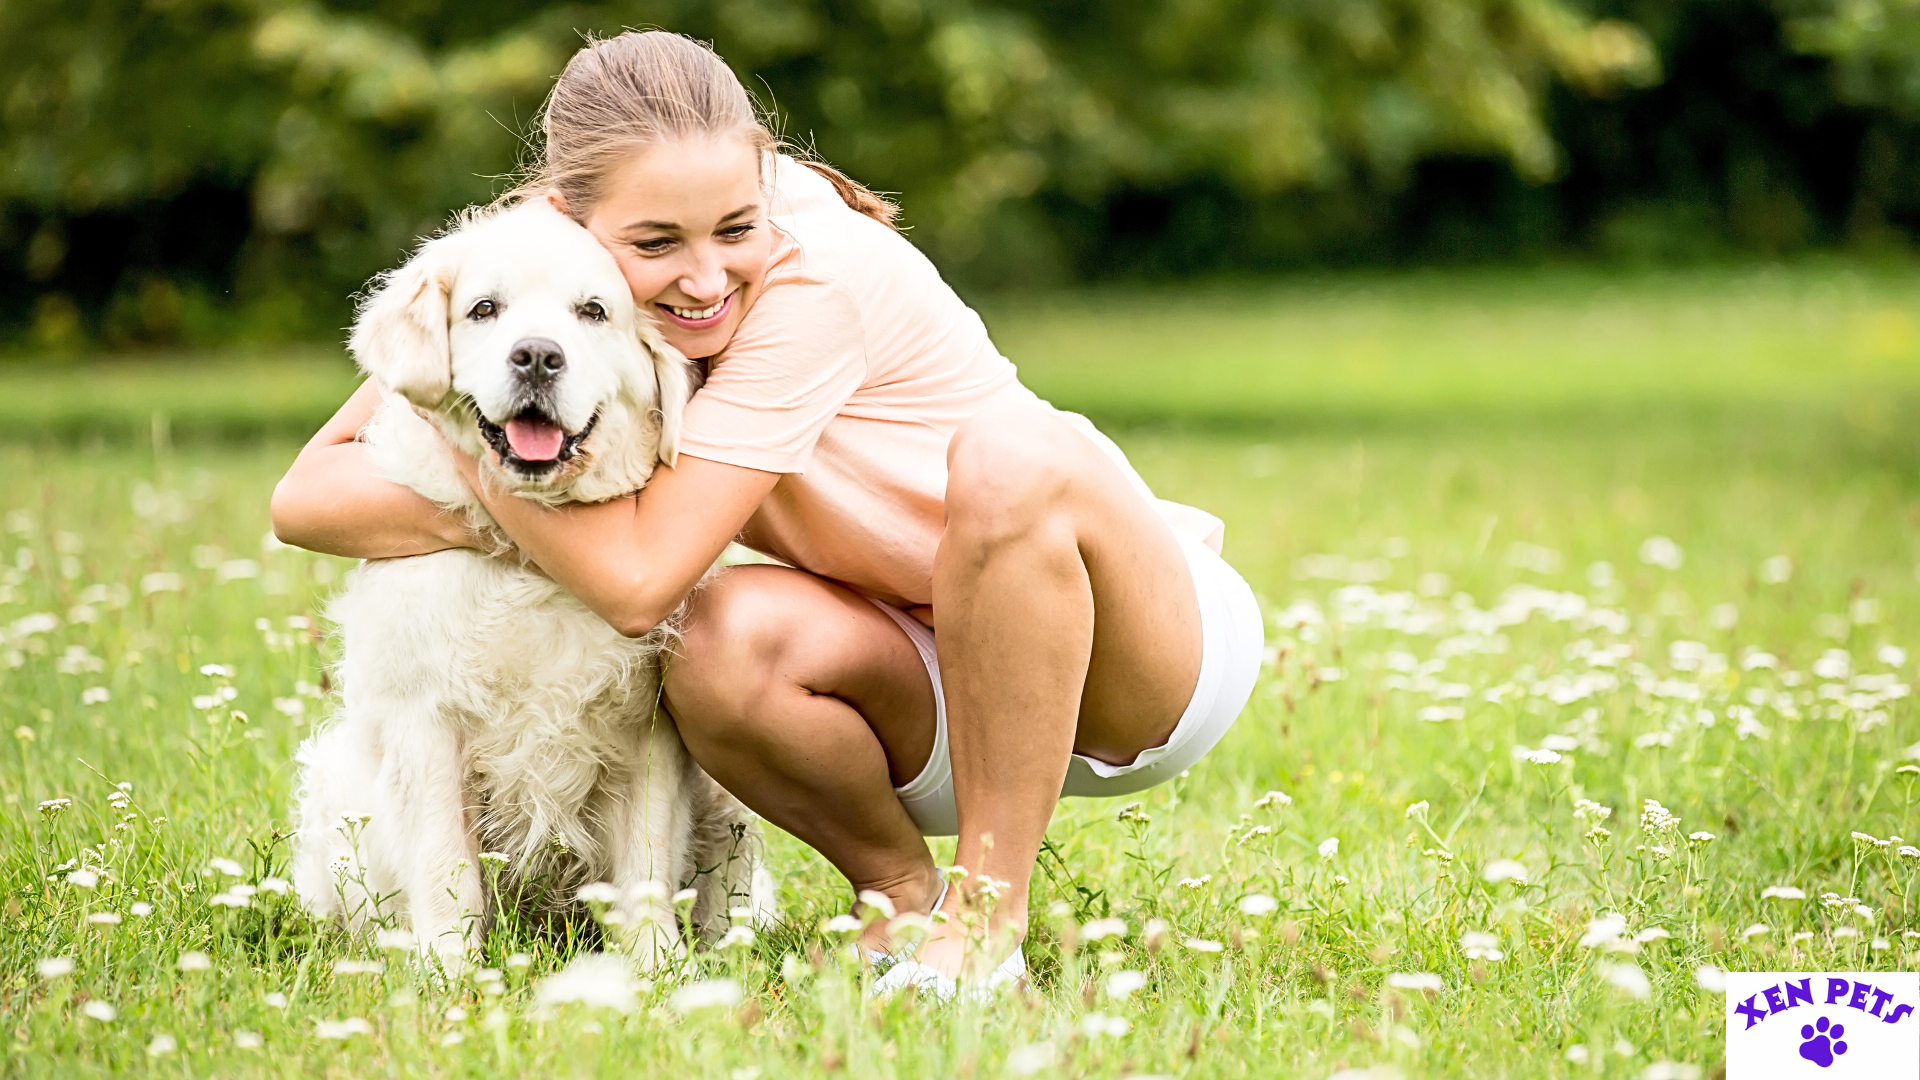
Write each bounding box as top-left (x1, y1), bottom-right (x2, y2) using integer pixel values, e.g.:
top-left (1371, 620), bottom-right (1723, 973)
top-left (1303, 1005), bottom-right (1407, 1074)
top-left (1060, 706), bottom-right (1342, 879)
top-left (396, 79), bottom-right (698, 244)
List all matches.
top-left (4, 264), bottom-right (1920, 1078)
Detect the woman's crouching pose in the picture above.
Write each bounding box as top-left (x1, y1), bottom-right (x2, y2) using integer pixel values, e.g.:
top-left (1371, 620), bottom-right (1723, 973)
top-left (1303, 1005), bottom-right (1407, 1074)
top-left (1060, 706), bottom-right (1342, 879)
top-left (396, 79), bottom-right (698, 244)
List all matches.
top-left (272, 29), bottom-right (1263, 998)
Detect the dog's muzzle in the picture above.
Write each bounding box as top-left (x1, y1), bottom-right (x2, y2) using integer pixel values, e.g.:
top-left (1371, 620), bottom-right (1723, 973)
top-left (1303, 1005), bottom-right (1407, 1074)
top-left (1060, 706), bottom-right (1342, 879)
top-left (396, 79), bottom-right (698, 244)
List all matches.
top-left (475, 407), bottom-right (599, 476)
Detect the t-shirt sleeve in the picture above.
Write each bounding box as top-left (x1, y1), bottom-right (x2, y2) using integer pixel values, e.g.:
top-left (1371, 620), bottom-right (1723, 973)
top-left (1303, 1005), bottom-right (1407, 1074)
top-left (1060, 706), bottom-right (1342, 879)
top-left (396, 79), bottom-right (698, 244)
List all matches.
top-left (676, 277), bottom-right (866, 474)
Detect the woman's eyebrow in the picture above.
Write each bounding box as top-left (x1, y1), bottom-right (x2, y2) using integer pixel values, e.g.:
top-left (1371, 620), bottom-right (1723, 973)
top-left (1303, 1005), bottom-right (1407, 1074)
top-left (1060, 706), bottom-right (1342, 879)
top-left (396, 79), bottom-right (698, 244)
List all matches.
top-left (615, 205), bottom-right (757, 236)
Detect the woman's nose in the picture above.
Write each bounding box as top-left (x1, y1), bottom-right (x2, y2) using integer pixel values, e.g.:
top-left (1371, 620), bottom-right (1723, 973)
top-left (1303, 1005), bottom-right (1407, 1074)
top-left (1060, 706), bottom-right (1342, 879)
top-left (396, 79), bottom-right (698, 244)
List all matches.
top-left (678, 250), bottom-right (729, 302)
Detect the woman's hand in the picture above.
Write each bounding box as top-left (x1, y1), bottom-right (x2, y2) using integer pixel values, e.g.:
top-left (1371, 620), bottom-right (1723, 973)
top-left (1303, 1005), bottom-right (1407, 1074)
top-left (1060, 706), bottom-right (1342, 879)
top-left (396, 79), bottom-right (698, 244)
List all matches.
top-left (436, 433), bottom-right (780, 638)
top-left (271, 381), bottom-right (479, 560)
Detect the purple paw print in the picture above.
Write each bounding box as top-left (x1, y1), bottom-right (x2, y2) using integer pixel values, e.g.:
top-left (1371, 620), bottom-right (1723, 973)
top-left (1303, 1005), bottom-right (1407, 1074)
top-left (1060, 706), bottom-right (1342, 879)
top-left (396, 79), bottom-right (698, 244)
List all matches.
top-left (1798, 1016), bottom-right (1849, 1068)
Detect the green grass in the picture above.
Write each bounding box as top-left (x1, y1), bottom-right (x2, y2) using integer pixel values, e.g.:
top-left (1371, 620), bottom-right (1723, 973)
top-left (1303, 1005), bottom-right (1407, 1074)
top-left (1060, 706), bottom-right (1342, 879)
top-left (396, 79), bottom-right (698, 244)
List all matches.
top-left (5, 263), bottom-right (1920, 1077)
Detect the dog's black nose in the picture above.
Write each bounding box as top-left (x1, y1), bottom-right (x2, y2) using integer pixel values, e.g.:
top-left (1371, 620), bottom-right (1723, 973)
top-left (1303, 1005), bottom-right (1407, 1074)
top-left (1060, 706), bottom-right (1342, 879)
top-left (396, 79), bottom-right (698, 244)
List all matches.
top-left (508, 337), bottom-right (566, 378)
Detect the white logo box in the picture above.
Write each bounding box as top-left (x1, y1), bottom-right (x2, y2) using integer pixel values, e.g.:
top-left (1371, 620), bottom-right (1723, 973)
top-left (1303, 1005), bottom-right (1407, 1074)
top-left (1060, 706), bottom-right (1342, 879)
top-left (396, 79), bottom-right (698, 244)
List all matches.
top-left (1726, 972), bottom-right (1918, 1079)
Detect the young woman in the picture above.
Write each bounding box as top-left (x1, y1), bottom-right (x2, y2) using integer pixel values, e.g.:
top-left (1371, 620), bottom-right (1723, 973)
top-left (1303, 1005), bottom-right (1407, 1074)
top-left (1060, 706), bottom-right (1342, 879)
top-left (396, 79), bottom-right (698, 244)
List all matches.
top-left (271, 30), bottom-right (1263, 996)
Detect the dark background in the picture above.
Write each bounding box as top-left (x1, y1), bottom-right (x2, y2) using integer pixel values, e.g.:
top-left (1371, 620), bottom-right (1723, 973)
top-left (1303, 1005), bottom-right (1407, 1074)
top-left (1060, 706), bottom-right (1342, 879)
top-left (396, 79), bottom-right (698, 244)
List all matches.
top-left (3, 0), bottom-right (1918, 347)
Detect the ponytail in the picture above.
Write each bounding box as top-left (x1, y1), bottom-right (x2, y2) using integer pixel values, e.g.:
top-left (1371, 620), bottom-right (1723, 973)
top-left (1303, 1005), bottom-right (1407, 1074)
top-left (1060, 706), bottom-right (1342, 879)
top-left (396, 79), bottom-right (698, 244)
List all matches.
top-left (797, 159), bottom-right (901, 229)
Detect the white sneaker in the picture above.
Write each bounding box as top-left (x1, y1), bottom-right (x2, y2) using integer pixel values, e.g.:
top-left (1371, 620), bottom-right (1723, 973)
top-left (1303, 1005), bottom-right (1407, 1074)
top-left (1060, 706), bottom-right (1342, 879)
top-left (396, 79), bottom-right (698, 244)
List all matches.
top-left (860, 880), bottom-right (949, 969)
top-left (868, 944), bottom-right (1025, 1002)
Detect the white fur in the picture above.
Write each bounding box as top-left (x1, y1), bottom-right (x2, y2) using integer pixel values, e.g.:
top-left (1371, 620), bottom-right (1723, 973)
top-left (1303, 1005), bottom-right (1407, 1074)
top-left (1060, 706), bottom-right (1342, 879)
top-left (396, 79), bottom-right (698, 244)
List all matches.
top-left (291, 201), bottom-right (770, 971)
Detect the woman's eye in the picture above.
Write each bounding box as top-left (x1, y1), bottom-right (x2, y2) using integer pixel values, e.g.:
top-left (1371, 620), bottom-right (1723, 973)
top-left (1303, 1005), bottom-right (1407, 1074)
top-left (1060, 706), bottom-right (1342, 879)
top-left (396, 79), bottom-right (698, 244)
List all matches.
top-left (578, 301), bottom-right (607, 322)
top-left (720, 224), bottom-right (756, 240)
top-left (467, 299), bottom-right (497, 320)
top-left (634, 239), bottom-right (674, 255)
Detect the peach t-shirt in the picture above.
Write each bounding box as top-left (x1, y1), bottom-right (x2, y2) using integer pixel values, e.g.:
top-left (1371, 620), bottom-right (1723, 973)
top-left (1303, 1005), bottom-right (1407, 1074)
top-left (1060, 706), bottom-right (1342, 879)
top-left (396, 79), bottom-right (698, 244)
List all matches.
top-left (675, 156), bottom-right (1224, 610)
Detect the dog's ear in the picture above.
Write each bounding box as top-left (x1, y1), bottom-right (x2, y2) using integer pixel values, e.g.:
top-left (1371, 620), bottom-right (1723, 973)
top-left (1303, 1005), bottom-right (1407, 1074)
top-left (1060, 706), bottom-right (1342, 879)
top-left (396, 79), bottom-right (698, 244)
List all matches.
top-left (637, 315), bottom-right (694, 467)
top-left (349, 237), bottom-right (461, 408)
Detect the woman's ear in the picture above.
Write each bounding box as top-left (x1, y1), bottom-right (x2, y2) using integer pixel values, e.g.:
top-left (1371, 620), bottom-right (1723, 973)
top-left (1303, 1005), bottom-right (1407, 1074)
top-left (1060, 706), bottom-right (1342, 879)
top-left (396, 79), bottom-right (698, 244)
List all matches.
top-left (348, 238), bottom-right (460, 408)
top-left (637, 316), bottom-right (693, 467)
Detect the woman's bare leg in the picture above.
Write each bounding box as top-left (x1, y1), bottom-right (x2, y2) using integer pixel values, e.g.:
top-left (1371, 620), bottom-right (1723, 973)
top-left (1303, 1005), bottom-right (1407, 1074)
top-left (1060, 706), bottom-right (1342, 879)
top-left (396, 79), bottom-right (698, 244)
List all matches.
top-left (664, 564), bottom-right (943, 951)
top-left (914, 405), bottom-right (1204, 978)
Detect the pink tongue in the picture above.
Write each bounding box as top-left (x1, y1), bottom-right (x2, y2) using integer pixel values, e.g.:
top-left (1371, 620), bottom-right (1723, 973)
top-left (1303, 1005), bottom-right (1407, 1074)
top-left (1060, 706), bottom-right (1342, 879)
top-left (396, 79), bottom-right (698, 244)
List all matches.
top-left (504, 418), bottom-right (565, 461)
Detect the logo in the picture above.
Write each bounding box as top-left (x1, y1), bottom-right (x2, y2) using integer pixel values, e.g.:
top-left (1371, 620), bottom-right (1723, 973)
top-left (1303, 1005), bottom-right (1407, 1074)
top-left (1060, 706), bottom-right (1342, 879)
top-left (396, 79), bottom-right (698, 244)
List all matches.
top-left (1726, 972), bottom-right (1918, 1078)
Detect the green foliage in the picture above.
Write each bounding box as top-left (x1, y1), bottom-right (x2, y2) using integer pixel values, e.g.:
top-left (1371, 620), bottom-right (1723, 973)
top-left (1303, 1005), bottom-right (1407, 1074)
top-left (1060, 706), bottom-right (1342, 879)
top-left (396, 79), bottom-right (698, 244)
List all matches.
top-left (0, 0), bottom-right (1655, 342)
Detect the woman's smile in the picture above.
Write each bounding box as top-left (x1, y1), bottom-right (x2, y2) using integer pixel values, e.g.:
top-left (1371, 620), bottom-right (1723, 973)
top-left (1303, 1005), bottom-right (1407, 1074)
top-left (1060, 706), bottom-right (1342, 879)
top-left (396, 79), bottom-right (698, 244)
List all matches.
top-left (658, 289), bottom-right (735, 329)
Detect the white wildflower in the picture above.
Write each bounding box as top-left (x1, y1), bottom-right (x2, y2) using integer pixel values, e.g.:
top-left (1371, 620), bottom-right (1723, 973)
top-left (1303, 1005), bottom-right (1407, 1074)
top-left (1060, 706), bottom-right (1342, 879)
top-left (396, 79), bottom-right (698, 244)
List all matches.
top-left (1460, 932), bottom-right (1504, 961)
top-left (36, 957), bottom-right (73, 979)
top-left (1237, 894), bottom-right (1278, 916)
top-left (1761, 886), bottom-right (1805, 900)
top-left (1253, 790), bottom-right (1292, 810)
top-left (532, 953), bottom-right (641, 1013)
top-left (1006, 1042), bottom-right (1056, 1076)
top-left (146, 1034), bottom-right (176, 1056)
top-left (1404, 800), bottom-right (1430, 820)
top-left (1081, 917), bottom-right (1127, 941)
top-left (1814, 651), bottom-right (1852, 681)
top-left (332, 960), bottom-right (383, 975)
top-left (716, 926), bottom-right (756, 950)
top-left (1759, 555), bottom-right (1793, 584)
top-left (1599, 961), bottom-right (1651, 999)
top-left (1640, 800), bottom-right (1680, 831)
top-left (1318, 837), bottom-right (1339, 860)
top-left (1181, 937), bottom-right (1224, 953)
top-left (1694, 965), bottom-right (1727, 993)
top-left (1638, 537), bottom-right (1683, 571)
top-left (374, 928), bottom-right (416, 951)
top-left (1080, 1012), bottom-right (1130, 1038)
top-left (177, 951), bottom-right (211, 972)
top-left (1177, 875), bottom-right (1212, 890)
top-left (87, 912), bottom-right (120, 926)
top-left (314, 1018), bottom-right (372, 1039)
top-left (670, 978), bottom-right (744, 1013)
top-left (1385, 972), bottom-right (1442, 993)
top-left (67, 869), bottom-right (99, 889)
top-left (1105, 969), bottom-right (1148, 999)
top-left (235, 1031), bottom-right (263, 1049)
top-left (821, 914), bottom-right (863, 934)
top-left (855, 889), bottom-right (897, 920)
top-left (576, 882), bottom-right (619, 905)
top-left (1579, 916), bottom-right (1629, 949)
top-left (1572, 799), bottom-right (1613, 821)
top-left (1482, 859), bottom-right (1529, 885)
top-left (208, 857), bottom-right (244, 877)
top-left (82, 1001), bottom-right (116, 1022)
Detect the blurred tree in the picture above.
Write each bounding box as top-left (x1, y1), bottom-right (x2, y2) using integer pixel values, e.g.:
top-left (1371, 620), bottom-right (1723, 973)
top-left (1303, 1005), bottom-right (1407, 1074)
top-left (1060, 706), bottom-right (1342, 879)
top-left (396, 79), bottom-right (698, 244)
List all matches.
top-left (0, 0), bottom-right (1656, 343)
top-left (0, 0), bottom-right (1909, 346)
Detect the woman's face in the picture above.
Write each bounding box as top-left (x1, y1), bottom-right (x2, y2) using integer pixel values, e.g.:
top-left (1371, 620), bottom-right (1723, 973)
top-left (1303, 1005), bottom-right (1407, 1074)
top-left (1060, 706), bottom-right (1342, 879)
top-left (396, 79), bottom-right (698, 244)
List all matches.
top-left (576, 135), bottom-right (772, 360)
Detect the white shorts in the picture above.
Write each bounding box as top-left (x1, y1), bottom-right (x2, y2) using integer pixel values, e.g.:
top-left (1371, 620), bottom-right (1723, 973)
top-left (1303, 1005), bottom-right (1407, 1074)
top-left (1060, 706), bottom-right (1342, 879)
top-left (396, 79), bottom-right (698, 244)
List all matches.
top-left (869, 532), bottom-right (1265, 837)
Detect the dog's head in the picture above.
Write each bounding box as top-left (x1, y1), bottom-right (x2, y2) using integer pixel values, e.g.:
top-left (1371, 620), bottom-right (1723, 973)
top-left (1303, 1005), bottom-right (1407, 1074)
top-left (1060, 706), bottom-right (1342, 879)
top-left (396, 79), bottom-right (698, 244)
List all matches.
top-left (349, 201), bottom-right (692, 503)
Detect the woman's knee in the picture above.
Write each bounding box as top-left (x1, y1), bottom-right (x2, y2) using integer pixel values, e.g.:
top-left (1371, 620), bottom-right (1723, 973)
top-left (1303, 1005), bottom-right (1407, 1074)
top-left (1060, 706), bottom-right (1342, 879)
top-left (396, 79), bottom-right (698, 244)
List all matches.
top-left (944, 408), bottom-right (1095, 548)
top-left (665, 567), bottom-right (804, 736)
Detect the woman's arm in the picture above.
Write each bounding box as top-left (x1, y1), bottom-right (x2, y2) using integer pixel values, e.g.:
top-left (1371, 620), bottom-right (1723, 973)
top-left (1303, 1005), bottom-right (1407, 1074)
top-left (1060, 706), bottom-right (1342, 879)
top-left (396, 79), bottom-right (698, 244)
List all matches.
top-left (270, 380), bottom-right (477, 559)
top-left (449, 447), bottom-right (779, 638)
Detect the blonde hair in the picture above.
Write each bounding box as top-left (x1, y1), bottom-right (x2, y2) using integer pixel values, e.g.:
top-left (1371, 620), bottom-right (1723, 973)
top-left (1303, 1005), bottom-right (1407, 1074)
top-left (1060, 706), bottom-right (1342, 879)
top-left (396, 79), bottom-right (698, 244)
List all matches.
top-left (516, 31), bottom-right (897, 228)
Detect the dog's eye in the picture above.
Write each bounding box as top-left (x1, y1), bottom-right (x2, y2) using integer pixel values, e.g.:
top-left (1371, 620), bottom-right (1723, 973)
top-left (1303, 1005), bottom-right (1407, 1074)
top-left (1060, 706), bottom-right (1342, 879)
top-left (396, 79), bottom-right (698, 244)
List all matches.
top-left (578, 300), bottom-right (608, 323)
top-left (467, 299), bottom-right (498, 321)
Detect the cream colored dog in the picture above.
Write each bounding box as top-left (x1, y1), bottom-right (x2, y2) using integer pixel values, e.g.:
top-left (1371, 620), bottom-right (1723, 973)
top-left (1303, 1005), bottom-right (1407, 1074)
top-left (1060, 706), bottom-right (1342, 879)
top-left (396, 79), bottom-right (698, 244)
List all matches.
top-left (290, 201), bottom-right (771, 970)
